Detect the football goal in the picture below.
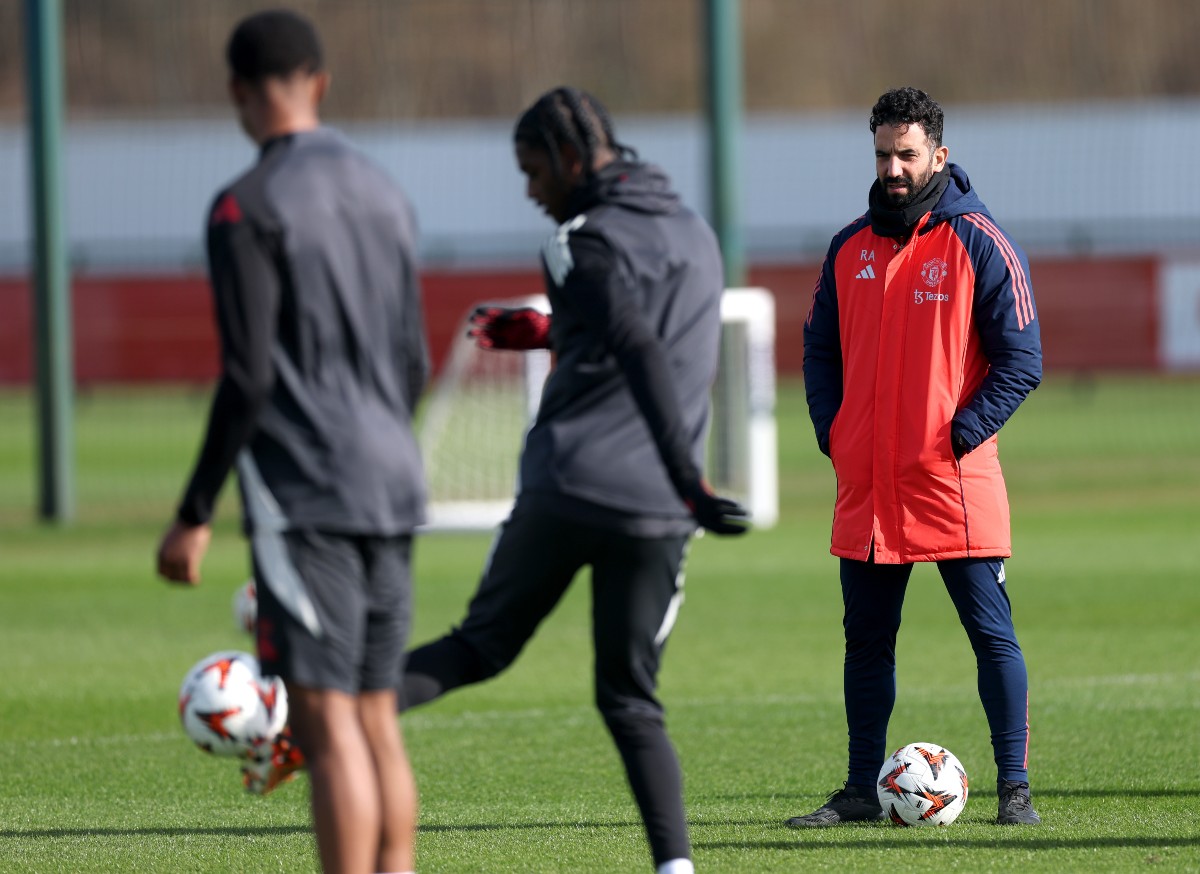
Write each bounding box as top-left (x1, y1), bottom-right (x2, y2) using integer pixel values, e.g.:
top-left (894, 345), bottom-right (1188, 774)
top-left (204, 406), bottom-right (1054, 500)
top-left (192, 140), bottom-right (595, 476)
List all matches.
top-left (419, 288), bottom-right (777, 531)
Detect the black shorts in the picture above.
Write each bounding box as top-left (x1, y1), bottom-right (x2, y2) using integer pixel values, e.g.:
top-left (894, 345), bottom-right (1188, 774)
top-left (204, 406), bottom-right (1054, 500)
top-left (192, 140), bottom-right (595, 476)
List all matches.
top-left (253, 529), bottom-right (413, 694)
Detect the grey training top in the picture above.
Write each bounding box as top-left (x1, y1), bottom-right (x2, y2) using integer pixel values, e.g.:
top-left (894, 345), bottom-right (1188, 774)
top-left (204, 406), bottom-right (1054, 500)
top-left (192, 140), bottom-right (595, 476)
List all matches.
top-left (519, 160), bottom-right (725, 537)
top-left (177, 127), bottom-right (428, 535)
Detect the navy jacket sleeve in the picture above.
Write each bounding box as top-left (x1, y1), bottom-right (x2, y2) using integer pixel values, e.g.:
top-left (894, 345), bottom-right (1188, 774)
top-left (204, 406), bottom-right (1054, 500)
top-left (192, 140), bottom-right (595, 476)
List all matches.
top-left (176, 193), bottom-right (279, 525)
top-left (952, 218), bottom-right (1043, 451)
top-left (552, 230), bottom-right (703, 497)
top-left (802, 243), bottom-right (843, 457)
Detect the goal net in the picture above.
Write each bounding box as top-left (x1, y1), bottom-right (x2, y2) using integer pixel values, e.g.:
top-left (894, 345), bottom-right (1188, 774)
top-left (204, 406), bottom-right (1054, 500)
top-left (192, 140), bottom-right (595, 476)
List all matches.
top-left (419, 288), bottom-right (777, 531)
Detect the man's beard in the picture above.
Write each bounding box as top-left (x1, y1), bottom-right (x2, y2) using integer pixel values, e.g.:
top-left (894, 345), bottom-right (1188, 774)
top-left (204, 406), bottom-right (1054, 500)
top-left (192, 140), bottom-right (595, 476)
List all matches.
top-left (881, 161), bottom-right (936, 208)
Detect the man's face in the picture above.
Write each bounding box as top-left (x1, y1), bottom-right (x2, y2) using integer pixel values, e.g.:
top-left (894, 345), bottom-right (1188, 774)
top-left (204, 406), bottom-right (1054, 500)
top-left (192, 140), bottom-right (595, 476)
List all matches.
top-left (515, 140), bottom-right (581, 224)
top-left (874, 122), bottom-right (948, 207)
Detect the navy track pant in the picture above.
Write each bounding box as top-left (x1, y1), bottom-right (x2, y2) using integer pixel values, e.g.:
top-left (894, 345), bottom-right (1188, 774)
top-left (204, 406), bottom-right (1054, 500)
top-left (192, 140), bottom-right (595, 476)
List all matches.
top-left (841, 556), bottom-right (1031, 789)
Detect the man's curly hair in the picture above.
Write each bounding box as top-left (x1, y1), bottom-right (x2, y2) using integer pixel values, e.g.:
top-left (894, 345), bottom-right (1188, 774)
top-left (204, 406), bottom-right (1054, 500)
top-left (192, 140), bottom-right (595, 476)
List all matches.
top-left (869, 87), bottom-right (944, 147)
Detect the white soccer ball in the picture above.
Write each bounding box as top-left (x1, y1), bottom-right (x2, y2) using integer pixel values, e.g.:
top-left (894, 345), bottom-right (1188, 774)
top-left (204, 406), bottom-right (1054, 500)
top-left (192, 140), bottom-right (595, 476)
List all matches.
top-left (877, 741), bottom-right (969, 826)
top-left (178, 650), bottom-right (288, 759)
top-left (257, 672), bottom-right (289, 740)
top-left (232, 578), bottom-right (257, 635)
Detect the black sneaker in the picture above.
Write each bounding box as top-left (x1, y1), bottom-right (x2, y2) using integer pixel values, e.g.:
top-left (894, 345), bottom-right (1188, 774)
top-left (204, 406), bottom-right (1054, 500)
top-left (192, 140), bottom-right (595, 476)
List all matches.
top-left (997, 780), bottom-right (1041, 825)
top-left (785, 783), bottom-right (886, 828)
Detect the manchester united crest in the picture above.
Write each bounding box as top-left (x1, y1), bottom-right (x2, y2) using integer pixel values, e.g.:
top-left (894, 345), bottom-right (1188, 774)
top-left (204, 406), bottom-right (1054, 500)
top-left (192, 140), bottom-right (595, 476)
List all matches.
top-left (921, 257), bottom-right (949, 287)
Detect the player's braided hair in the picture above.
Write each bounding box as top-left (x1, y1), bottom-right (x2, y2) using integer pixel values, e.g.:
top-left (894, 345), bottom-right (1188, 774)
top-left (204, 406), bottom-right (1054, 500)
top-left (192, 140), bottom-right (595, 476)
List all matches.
top-left (869, 86), bottom-right (944, 147)
top-left (513, 87), bottom-right (636, 178)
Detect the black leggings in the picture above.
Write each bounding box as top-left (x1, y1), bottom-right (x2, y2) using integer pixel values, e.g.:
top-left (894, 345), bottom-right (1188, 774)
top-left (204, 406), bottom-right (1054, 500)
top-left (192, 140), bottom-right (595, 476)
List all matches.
top-left (402, 500), bottom-right (692, 865)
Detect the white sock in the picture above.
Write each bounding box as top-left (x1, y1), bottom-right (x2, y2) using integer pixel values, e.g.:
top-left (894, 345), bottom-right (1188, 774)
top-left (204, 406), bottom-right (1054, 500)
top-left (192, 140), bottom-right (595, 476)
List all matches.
top-left (657, 860), bottom-right (694, 874)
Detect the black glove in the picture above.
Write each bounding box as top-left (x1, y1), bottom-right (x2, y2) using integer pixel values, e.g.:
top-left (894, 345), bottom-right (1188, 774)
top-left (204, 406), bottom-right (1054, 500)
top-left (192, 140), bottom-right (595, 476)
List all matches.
top-left (817, 430), bottom-right (832, 458)
top-left (468, 306), bottom-right (551, 350)
top-left (951, 431), bottom-right (972, 460)
top-left (683, 481), bottom-right (751, 536)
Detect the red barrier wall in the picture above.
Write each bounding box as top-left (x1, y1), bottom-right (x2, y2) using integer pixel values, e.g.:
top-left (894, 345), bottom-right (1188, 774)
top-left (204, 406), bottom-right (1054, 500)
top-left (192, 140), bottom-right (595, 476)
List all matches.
top-left (0, 254), bottom-right (1160, 384)
top-left (0, 270), bottom-right (543, 385)
top-left (747, 256), bottom-right (1160, 373)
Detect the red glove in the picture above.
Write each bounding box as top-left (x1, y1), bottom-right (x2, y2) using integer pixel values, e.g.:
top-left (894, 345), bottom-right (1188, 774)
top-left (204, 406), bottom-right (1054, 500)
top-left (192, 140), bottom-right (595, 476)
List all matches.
top-left (468, 306), bottom-right (551, 350)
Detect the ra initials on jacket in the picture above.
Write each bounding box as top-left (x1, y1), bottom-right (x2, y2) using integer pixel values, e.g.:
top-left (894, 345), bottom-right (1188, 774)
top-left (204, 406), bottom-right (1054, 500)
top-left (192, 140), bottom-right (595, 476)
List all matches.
top-left (844, 222), bottom-right (964, 314)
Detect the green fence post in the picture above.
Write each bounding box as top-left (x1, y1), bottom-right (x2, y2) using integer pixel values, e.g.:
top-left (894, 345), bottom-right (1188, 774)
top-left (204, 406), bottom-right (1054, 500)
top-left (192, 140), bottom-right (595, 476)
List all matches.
top-left (24, 0), bottom-right (75, 523)
top-left (704, 0), bottom-right (746, 288)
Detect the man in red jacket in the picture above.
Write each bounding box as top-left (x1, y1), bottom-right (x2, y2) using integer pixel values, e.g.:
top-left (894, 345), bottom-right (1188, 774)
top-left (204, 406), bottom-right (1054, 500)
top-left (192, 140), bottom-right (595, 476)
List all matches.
top-left (794, 87), bottom-right (1043, 827)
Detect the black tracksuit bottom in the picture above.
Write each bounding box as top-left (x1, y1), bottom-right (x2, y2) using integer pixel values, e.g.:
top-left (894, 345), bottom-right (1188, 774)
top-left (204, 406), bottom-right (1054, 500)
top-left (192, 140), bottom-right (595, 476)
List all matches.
top-left (401, 498), bottom-right (692, 866)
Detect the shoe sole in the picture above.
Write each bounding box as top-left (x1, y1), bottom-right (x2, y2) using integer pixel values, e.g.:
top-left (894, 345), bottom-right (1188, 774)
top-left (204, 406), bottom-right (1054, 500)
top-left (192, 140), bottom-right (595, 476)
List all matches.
top-left (785, 813), bottom-right (886, 828)
top-left (785, 818), bottom-right (834, 828)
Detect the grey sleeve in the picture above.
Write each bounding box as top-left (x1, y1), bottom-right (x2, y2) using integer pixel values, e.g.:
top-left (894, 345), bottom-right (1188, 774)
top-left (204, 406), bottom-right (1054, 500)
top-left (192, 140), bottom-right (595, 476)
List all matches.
top-left (552, 231), bottom-right (703, 497)
top-left (176, 197), bottom-right (279, 525)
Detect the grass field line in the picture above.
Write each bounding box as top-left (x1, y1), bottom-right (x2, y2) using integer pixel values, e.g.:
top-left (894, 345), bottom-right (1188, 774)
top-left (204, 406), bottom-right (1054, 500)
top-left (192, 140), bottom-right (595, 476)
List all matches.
top-left (0, 695), bottom-right (826, 752)
top-left (1, 731), bottom-right (181, 751)
top-left (405, 692), bottom-right (837, 731)
top-left (1040, 670), bottom-right (1200, 689)
top-left (8, 672), bottom-right (1195, 753)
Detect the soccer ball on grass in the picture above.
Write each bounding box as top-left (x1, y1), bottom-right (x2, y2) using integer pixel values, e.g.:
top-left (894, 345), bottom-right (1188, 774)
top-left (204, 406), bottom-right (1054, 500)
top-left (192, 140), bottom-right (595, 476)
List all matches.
top-left (178, 650), bottom-right (287, 759)
top-left (877, 741), bottom-right (968, 826)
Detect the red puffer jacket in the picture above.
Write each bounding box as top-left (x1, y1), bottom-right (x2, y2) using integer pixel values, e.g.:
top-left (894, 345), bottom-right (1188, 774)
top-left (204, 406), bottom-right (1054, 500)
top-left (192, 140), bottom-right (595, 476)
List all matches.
top-left (803, 165), bottom-right (1042, 563)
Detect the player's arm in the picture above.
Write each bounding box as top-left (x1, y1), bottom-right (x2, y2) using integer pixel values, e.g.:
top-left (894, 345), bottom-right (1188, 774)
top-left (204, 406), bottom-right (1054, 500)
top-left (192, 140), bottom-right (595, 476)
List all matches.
top-left (802, 246), bottom-right (843, 458)
top-left (159, 195), bottom-right (279, 584)
top-left (951, 226), bottom-right (1043, 457)
top-left (555, 231), bottom-right (747, 535)
top-left (176, 194), bottom-right (281, 529)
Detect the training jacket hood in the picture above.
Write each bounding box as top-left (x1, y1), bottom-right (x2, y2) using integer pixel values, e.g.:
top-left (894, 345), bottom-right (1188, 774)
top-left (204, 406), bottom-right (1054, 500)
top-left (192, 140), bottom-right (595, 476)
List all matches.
top-left (566, 160), bottom-right (681, 218)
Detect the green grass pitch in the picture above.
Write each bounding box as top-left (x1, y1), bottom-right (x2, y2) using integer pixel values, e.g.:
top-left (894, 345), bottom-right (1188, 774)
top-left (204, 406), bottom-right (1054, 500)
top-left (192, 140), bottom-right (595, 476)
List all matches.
top-left (1, 376), bottom-right (1198, 872)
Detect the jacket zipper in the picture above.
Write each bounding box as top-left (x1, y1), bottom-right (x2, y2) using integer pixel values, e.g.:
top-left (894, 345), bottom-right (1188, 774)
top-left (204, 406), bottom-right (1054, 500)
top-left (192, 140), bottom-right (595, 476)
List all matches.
top-left (890, 227), bottom-right (924, 558)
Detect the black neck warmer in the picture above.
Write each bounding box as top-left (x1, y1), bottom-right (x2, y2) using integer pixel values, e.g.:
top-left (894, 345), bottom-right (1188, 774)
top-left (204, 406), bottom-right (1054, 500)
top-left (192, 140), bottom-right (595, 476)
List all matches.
top-left (868, 165), bottom-right (951, 239)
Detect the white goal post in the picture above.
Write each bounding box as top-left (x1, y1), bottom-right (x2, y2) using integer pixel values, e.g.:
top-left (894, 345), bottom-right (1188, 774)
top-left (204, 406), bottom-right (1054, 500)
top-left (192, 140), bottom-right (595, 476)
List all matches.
top-left (418, 288), bottom-right (777, 531)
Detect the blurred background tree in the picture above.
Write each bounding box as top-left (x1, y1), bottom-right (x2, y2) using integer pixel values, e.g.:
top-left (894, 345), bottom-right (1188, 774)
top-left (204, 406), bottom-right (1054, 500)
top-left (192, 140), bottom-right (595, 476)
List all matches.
top-left (1, 0), bottom-right (1197, 121)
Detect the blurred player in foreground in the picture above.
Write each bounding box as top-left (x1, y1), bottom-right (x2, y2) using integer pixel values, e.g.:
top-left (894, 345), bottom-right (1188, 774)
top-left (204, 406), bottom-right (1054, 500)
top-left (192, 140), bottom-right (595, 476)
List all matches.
top-left (155, 10), bottom-right (428, 872)
top-left (400, 87), bottom-right (748, 874)
top-left (795, 86), bottom-right (1043, 828)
